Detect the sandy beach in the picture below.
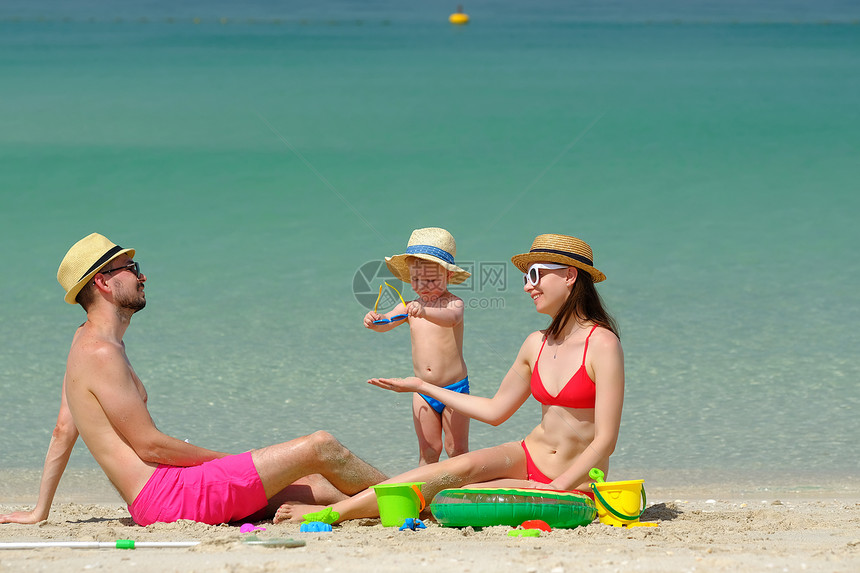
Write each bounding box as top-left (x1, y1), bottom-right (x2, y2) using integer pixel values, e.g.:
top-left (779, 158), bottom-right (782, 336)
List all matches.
top-left (1, 471), bottom-right (858, 572)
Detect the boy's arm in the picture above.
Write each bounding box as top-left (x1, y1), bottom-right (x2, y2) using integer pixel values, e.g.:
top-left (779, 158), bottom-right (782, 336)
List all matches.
top-left (406, 297), bottom-right (464, 327)
top-left (0, 377), bottom-right (78, 524)
top-left (364, 302), bottom-right (408, 332)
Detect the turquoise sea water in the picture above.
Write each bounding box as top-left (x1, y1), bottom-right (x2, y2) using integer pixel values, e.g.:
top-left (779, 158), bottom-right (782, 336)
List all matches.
top-left (1, 1), bottom-right (858, 489)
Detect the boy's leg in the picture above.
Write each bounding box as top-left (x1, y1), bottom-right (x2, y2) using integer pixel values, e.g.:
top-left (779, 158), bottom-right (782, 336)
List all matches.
top-left (442, 407), bottom-right (470, 458)
top-left (250, 431), bottom-right (386, 502)
top-left (412, 394), bottom-right (443, 465)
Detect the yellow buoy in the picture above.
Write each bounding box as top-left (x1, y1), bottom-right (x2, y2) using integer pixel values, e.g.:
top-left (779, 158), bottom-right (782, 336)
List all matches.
top-left (449, 5), bottom-right (469, 25)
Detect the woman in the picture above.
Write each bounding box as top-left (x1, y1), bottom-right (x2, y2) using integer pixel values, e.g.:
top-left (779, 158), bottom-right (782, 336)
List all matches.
top-left (275, 233), bottom-right (624, 524)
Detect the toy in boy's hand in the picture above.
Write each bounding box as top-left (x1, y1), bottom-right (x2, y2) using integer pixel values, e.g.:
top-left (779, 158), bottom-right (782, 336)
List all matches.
top-left (371, 282), bottom-right (409, 325)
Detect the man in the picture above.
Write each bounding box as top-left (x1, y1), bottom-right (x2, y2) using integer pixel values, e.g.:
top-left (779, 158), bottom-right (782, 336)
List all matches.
top-left (0, 233), bottom-right (385, 525)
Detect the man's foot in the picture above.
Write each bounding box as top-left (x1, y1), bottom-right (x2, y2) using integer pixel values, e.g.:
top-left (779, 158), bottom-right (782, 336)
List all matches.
top-left (274, 503), bottom-right (330, 524)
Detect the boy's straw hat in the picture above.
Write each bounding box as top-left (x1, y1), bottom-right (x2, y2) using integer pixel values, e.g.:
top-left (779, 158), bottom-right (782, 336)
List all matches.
top-left (511, 234), bottom-right (606, 282)
top-left (385, 227), bottom-right (471, 285)
top-left (57, 233), bottom-right (135, 304)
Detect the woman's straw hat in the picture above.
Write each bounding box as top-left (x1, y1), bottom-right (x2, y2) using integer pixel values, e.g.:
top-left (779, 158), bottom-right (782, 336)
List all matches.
top-left (385, 227), bottom-right (471, 285)
top-left (57, 233), bottom-right (135, 304)
top-left (511, 234), bottom-right (606, 282)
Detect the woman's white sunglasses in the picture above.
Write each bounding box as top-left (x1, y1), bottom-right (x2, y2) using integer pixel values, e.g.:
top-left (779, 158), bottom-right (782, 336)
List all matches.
top-left (523, 263), bottom-right (569, 287)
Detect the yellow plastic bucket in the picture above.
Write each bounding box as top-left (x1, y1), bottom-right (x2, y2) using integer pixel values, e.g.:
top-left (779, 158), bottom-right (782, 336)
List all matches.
top-left (590, 479), bottom-right (646, 527)
top-left (370, 482), bottom-right (426, 527)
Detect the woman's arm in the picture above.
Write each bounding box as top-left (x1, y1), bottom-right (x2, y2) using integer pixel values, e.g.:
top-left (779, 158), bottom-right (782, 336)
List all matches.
top-left (0, 377), bottom-right (78, 524)
top-left (549, 331), bottom-right (625, 491)
top-left (369, 333), bottom-right (539, 425)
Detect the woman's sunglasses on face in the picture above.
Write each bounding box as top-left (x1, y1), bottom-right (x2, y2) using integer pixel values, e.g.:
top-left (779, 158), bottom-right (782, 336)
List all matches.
top-left (523, 263), bottom-right (568, 287)
top-left (372, 282), bottom-right (408, 324)
top-left (100, 261), bottom-right (141, 278)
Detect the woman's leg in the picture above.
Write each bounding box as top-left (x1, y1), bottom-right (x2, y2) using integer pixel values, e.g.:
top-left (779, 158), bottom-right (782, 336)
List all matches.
top-left (275, 441), bottom-right (527, 524)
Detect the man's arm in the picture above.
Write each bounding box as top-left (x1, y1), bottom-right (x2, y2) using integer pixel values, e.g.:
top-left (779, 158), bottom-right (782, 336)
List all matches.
top-left (0, 377), bottom-right (78, 524)
top-left (81, 343), bottom-right (228, 466)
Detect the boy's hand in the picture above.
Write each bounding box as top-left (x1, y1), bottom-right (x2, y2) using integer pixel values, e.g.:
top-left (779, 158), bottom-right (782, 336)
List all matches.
top-left (364, 311), bottom-right (383, 328)
top-left (406, 301), bottom-right (426, 318)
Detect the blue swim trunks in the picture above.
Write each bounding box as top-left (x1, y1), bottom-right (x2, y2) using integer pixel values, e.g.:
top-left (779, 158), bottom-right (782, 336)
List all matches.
top-left (419, 376), bottom-right (470, 415)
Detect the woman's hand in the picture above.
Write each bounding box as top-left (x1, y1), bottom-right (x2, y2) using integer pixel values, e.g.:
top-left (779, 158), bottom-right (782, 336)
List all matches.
top-left (368, 377), bottom-right (423, 393)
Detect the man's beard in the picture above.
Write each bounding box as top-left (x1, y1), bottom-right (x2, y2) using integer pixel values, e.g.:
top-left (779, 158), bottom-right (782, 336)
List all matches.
top-left (115, 284), bottom-right (146, 313)
top-left (123, 297), bottom-right (146, 313)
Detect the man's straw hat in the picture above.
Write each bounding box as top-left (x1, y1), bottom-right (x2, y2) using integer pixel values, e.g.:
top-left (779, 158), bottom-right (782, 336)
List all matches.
top-left (57, 233), bottom-right (135, 304)
top-left (385, 227), bottom-right (471, 285)
top-left (511, 234), bottom-right (606, 282)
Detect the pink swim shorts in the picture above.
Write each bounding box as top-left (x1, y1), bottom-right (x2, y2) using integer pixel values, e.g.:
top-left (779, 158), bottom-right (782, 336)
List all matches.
top-left (128, 451), bottom-right (268, 526)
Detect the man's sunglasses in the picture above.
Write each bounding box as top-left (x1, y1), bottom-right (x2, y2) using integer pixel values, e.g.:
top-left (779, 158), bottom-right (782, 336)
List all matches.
top-left (523, 263), bottom-right (568, 287)
top-left (100, 261), bottom-right (141, 278)
top-left (372, 282), bottom-right (408, 325)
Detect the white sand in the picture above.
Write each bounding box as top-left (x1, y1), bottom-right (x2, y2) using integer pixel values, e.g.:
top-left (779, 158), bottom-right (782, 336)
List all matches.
top-left (1, 474), bottom-right (858, 572)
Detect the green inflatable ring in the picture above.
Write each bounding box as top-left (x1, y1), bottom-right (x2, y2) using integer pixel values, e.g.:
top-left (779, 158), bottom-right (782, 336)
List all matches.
top-left (430, 487), bottom-right (597, 529)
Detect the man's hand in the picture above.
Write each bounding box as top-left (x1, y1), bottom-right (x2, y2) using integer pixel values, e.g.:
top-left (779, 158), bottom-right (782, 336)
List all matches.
top-left (0, 509), bottom-right (46, 525)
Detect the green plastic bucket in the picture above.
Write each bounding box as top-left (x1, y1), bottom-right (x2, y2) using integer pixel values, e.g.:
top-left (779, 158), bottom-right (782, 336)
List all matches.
top-left (370, 482), bottom-right (426, 527)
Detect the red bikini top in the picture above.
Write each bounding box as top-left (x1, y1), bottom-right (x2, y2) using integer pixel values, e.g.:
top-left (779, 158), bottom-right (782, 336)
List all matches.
top-left (530, 325), bottom-right (598, 409)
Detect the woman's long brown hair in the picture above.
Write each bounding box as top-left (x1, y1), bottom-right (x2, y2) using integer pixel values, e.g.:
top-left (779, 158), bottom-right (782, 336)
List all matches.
top-left (545, 269), bottom-right (619, 340)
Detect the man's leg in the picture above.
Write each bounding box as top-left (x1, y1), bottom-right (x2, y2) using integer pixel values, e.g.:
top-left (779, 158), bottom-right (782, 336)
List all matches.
top-left (244, 473), bottom-right (351, 522)
top-left (251, 431), bottom-right (386, 503)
